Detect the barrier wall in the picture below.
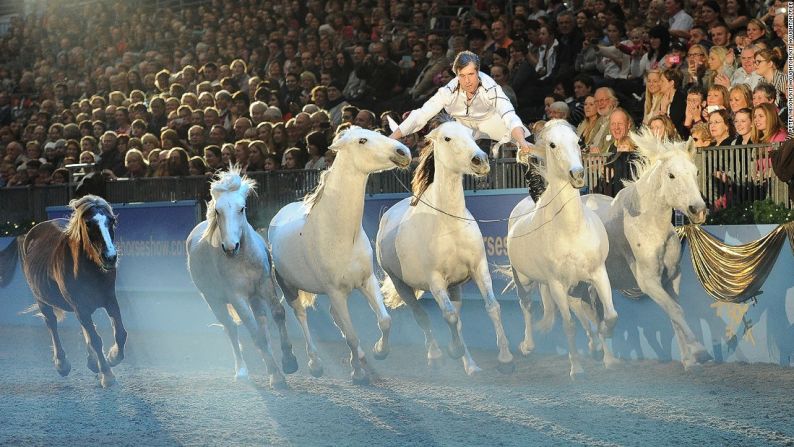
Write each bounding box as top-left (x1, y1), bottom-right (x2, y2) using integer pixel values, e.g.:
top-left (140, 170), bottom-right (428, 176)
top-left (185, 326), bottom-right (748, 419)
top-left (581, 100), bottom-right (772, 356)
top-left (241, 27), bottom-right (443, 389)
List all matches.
top-left (1, 192), bottom-right (792, 366)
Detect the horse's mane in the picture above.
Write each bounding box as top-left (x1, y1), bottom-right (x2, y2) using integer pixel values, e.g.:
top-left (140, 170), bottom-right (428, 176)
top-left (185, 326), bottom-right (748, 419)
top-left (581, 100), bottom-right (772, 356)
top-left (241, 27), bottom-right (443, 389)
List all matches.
top-left (303, 168), bottom-right (330, 212)
top-left (410, 114), bottom-right (455, 206)
top-left (202, 165), bottom-right (257, 241)
top-left (625, 128), bottom-right (691, 186)
top-left (26, 195), bottom-right (113, 302)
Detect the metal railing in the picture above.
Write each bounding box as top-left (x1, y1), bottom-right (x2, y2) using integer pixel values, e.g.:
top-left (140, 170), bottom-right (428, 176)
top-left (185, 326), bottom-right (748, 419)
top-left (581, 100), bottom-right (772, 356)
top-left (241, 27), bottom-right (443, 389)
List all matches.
top-left (2, 149), bottom-right (790, 226)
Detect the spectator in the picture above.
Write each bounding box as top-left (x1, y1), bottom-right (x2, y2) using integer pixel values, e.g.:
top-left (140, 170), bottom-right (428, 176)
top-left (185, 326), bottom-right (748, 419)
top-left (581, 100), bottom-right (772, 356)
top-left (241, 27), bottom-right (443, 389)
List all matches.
top-left (203, 145), bottom-right (223, 173)
top-left (666, 0), bottom-right (694, 40)
top-left (304, 131), bottom-right (328, 170)
top-left (188, 156), bottom-right (208, 176)
top-left (728, 84), bottom-right (753, 114)
top-left (282, 147), bottom-right (304, 169)
top-left (263, 154), bottom-right (280, 172)
top-left (708, 109), bottom-right (734, 146)
top-left (597, 107), bottom-right (638, 196)
top-left (648, 114), bottom-right (681, 141)
top-left (220, 143), bottom-right (235, 167)
top-left (683, 85), bottom-right (707, 137)
top-left (166, 148), bottom-right (190, 176)
top-left (751, 103), bottom-right (787, 143)
top-left (730, 108), bottom-right (753, 145)
top-left (124, 148), bottom-right (148, 178)
top-left (589, 87), bottom-right (618, 152)
top-left (753, 48), bottom-right (786, 101)
top-left (577, 95), bottom-right (600, 148)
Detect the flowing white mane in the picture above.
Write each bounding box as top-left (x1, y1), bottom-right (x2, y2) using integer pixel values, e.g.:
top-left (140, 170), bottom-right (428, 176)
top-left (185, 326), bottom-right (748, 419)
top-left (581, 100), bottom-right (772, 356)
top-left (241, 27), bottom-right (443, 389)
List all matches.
top-left (627, 127), bottom-right (693, 185)
top-left (202, 165), bottom-right (257, 241)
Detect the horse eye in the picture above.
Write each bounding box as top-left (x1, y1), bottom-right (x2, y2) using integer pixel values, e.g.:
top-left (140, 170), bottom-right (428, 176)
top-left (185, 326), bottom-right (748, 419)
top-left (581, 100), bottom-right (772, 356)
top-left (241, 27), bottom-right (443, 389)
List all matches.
top-left (549, 142), bottom-right (556, 148)
top-left (444, 136), bottom-right (451, 142)
top-left (668, 173), bottom-right (675, 179)
top-left (358, 138), bottom-right (367, 144)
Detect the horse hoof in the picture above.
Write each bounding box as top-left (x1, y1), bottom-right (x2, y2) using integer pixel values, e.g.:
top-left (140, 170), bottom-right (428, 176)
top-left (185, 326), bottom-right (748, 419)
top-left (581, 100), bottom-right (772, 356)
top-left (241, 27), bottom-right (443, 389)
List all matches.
top-left (372, 345), bottom-right (389, 360)
top-left (55, 358), bottom-right (71, 377)
top-left (693, 349), bottom-right (713, 364)
top-left (465, 364), bottom-right (482, 376)
top-left (100, 373), bottom-right (117, 388)
top-left (496, 360), bottom-right (516, 374)
top-left (107, 347), bottom-right (124, 367)
top-left (569, 367), bottom-right (585, 381)
top-left (270, 377), bottom-right (289, 390)
top-left (309, 363), bottom-right (324, 378)
top-left (446, 343), bottom-right (465, 360)
top-left (519, 341), bottom-right (535, 356)
top-left (427, 356), bottom-right (444, 369)
top-left (235, 367), bottom-right (249, 381)
top-left (351, 373), bottom-right (370, 386)
top-left (282, 353), bottom-right (299, 375)
top-left (86, 356), bottom-right (100, 374)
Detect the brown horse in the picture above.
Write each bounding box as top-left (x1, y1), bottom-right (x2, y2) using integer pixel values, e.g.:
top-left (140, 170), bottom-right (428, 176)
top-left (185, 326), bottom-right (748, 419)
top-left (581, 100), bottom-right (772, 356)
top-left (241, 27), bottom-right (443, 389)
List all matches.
top-left (0, 195), bottom-right (125, 387)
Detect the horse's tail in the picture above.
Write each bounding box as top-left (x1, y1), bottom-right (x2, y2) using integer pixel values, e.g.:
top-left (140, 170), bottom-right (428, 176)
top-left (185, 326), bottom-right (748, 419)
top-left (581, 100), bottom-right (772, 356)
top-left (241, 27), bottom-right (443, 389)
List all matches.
top-left (21, 303), bottom-right (66, 322)
top-left (0, 236), bottom-right (22, 288)
top-left (297, 290), bottom-right (317, 309)
top-left (536, 286), bottom-right (557, 333)
top-left (381, 275), bottom-right (422, 309)
top-left (381, 276), bottom-right (405, 309)
top-left (493, 263), bottom-right (516, 294)
top-left (225, 304), bottom-right (242, 325)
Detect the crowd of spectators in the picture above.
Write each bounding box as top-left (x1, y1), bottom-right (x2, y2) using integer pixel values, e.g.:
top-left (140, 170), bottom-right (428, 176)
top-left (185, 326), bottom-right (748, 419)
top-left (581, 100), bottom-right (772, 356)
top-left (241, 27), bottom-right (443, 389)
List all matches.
top-left (0, 0), bottom-right (789, 200)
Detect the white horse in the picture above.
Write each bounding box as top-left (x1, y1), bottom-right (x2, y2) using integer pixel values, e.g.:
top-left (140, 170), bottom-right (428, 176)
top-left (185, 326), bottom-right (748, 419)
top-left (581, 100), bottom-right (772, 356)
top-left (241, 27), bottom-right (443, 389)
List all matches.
top-left (268, 127), bottom-right (411, 384)
top-left (186, 167), bottom-right (298, 389)
top-left (577, 129), bottom-right (710, 370)
top-left (506, 119), bottom-right (617, 378)
top-left (376, 119), bottom-right (514, 376)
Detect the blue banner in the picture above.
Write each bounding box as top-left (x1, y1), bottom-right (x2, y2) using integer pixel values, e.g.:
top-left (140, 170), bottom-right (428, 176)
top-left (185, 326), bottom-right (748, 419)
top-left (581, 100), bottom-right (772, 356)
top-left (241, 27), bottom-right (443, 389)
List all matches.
top-left (47, 200), bottom-right (201, 293)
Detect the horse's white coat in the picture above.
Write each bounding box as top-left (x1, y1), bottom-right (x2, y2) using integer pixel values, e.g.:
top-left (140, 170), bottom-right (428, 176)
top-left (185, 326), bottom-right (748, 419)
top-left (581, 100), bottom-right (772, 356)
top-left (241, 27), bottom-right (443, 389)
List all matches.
top-left (579, 129), bottom-right (710, 369)
top-left (376, 121), bottom-right (513, 375)
top-left (187, 168), bottom-right (296, 388)
top-left (506, 120), bottom-right (617, 378)
top-left (268, 127), bottom-right (411, 384)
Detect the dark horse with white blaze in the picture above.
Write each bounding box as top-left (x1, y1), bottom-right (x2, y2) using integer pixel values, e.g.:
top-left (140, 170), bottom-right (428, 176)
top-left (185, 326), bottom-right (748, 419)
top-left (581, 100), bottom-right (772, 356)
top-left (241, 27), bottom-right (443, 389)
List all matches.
top-left (0, 195), bottom-right (125, 387)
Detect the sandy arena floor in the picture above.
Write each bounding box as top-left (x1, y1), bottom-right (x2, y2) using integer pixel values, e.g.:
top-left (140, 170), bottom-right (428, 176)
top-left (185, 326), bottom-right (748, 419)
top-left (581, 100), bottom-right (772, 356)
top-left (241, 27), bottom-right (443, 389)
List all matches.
top-left (1, 324), bottom-right (793, 447)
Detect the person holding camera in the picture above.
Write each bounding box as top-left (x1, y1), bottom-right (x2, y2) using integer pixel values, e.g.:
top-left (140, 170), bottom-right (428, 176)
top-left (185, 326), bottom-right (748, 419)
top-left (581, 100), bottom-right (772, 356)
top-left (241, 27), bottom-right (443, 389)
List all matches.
top-left (389, 51), bottom-right (532, 158)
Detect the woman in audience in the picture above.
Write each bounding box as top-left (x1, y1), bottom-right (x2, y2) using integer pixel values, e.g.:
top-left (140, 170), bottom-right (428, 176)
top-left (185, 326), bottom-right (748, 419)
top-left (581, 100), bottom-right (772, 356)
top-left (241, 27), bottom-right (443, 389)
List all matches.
top-left (124, 148), bottom-right (148, 178)
top-left (220, 143), bottom-right (236, 168)
top-left (728, 84), bottom-right (753, 115)
top-left (188, 156), bottom-right (208, 176)
top-left (147, 149), bottom-right (162, 176)
top-left (730, 108), bottom-right (753, 145)
top-left (576, 95), bottom-right (599, 148)
top-left (204, 145), bottom-right (224, 172)
top-left (247, 140), bottom-right (267, 172)
top-left (751, 103), bottom-right (787, 144)
top-left (753, 48), bottom-right (786, 101)
top-left (707, 109), bottom-right (733, 146)
top-left (647, 114), bottom-right (680, 141)
top-left (703, 46), bottom-right (733, 91)
top-left (263, 154), bottom-right (281, 172)
top-left (690, 123), bottom-right (713, 148)
top-left (304, 130), bottom-right (328, 170)
top-left (642, 70), bottom-right (665, 123)
top-left (282, 147), bottom-right (304, 170)
top-left (166, 148), bottom-right (190, 176)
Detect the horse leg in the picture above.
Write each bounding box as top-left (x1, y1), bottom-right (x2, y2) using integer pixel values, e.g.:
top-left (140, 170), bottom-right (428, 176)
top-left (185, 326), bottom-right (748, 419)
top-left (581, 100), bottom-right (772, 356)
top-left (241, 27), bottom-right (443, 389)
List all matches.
top-left (327, 291), bottom-right (368, 385)
top-left (285, 295), bottom-right (323, 378)
top-left (472, 260), bottom-right (514, 373)
top-left (75, 310), bottom-right (115, 388)
top-left (205, 297), bottom-right (248, 380)
top-left (590, 268), bottom-right (620, 368)
top-left (104, 294), bottom-right (127, 367)
top-left (39, 302), bottom-right (70, 377)
top-left (428, 278), bottom-right (464, 360)
top-left (235, 296), bottom-right (286, 390)
top-left (260, 275), bottom-right (298, 374)
top-left (639, 278), bottom-right (708, 369)
top-left (359, 274), bottom-right (392, 360)
top-left (546, 280), bottom-right (583, 379)
top-left (514, 270), bottom-right (536, 355)
top-left (390, 276), bottom-right (443, 367)
top-left (449, 285), bottom-right (480, 376)
top-left (666, 270), bottom-right (711, 364)
top-left (569, 297), bottom-right (600, 357)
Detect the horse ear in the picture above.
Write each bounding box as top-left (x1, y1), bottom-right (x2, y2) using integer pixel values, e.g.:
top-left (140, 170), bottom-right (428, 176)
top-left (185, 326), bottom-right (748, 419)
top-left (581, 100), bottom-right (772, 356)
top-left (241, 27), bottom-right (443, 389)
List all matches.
top-left (330, 126), bottom-right (354, 151)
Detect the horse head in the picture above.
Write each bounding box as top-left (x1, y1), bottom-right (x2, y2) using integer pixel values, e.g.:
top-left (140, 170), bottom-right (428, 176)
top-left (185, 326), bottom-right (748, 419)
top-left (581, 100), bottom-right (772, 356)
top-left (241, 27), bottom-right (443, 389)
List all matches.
top-left (206, 166), bottom-right (257, 256)
top-left (631, 128), bottom-right (708, 224)
top-left (427, 120), bottom-right (489, 176)
top-left (536, 119), bottom-right (584, 188)
top-left (67, 195), bottom-right (118, 271)
top-left (329, 126), bottom-right (411, 173)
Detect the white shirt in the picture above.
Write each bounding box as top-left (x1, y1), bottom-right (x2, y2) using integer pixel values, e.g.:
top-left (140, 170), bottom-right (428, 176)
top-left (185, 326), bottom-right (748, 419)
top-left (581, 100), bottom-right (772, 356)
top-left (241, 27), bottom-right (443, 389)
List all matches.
top-left (669, 9), bottom-right (694, 32)
top-left (730, 68), bottom-right (763, 90)
top-left (398, 72), bottom-right (528, 143)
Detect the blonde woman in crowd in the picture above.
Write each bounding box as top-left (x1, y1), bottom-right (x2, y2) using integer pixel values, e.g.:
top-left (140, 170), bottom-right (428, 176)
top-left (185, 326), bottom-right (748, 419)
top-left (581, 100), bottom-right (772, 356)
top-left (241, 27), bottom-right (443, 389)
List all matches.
top-left (647, 114), bottom-right (680, 141)
top-left (576, 95), bottom-right (599, 148)
top-left (643, 70), bottom-right (665, 123)
top-left (728, 84), bottom-right (752, 114)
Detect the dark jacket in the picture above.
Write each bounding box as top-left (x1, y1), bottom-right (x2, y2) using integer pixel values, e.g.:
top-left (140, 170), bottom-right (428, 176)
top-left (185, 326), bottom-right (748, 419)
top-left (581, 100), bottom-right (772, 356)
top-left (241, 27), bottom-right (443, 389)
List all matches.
top-left (668, 89), bottom-right (687, 138)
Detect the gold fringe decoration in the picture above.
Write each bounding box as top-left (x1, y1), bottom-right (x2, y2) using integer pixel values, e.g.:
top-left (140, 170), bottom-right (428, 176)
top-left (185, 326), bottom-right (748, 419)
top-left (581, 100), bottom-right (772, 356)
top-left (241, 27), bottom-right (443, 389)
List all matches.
top-left (679, 222), bottom-right (794, 303)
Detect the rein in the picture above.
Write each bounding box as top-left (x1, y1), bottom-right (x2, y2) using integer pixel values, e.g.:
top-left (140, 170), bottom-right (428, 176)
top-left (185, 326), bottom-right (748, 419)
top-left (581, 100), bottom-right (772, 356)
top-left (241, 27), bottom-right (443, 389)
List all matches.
top-left (389, 170), bottom-right (577, 238)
